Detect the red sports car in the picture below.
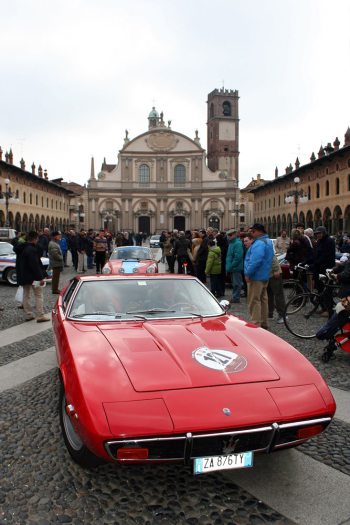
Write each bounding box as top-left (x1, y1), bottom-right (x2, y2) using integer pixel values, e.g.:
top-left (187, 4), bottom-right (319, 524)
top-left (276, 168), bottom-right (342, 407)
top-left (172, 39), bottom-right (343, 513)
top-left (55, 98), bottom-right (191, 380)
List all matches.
top-left (102, 246), bottom-right (159, 275)
top-left (52, 275), bottom-right (335, 473)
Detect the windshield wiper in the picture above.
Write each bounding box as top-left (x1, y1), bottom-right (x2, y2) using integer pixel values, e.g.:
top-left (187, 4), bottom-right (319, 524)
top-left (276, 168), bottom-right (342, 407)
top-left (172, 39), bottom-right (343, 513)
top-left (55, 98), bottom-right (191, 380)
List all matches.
top-left (72, 311), bottom-right (117, 318)
top-left (126, 308), bottom-right (176, 315)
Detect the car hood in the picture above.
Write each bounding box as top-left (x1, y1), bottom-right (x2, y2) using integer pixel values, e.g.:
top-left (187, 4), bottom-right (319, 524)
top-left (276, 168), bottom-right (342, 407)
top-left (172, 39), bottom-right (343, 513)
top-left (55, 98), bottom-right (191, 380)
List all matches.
top-left (109, 260), bottom-right (154, 274)
top-left (99, 318), bottom-right (280, 392)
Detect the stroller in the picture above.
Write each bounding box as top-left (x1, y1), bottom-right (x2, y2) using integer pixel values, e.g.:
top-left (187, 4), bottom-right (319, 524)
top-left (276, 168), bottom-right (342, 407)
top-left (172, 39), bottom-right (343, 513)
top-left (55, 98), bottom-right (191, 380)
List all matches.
top-left (316, 297), bottom-right (350, 362)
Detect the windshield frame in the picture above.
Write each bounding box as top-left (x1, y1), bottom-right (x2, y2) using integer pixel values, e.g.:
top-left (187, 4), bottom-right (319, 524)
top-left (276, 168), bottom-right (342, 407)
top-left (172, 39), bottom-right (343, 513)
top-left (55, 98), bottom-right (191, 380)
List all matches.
top-left (65, 277), bottom-right (225, 322)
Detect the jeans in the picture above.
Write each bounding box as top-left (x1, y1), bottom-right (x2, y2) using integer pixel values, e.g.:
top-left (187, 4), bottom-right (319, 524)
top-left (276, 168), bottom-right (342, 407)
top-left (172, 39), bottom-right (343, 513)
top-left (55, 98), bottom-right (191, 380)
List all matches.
top-left (231, 272), bottom-right (243, 301)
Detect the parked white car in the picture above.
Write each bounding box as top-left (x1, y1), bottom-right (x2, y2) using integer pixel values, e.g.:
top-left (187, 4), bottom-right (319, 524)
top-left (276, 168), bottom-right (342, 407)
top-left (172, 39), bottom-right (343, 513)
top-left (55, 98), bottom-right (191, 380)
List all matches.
top-left (0, 242), bottom-right (50, 285)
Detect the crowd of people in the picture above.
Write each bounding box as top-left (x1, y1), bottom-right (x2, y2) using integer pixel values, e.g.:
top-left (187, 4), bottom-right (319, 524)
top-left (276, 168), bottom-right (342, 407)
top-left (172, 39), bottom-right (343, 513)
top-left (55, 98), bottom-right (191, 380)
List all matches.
top-left (6, 223), bottom-right (350, 332)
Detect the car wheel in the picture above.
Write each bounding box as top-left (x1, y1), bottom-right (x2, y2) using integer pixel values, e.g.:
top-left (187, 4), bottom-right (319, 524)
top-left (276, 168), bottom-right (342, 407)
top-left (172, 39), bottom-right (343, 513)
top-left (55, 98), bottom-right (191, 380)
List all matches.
top-left (5, 267), bottom-right (17, 286)
top-left (59, 383), bottom-right (103, 468)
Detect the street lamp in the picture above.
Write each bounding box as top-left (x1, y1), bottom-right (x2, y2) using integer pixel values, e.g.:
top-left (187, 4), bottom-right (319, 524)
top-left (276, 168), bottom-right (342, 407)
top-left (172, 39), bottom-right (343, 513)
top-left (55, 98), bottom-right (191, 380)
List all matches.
top-left (0, 178), bottom-right (20, 227)
top-left (284, 176), bottom-right (308, 225)
top-left (231, 202), bottom-right (240, 230)
top-left (72, 205), bottom-right (85, 228)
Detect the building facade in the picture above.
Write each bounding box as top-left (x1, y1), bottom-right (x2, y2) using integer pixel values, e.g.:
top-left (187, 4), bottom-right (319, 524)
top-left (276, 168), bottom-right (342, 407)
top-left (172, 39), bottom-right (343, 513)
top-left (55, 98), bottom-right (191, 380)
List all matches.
top-left (85, 88), bottom-right (240, 234)
top-left (0, 148), bottom-right (72, 232)
top-left (248, 128), bottom-right (350, 236)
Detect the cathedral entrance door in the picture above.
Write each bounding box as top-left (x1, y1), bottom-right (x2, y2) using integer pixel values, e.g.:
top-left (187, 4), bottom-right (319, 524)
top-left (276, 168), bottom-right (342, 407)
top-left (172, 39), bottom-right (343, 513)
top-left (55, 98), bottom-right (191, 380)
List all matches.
top-left (138, 216), bottom-right (150, 235)
top-left (174, 216), bottom-right (185, 231)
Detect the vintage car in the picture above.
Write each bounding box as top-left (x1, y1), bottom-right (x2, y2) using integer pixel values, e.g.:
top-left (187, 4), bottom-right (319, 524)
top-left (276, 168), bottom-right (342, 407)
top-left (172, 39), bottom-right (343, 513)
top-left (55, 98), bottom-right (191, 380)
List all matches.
top-left (52, 274), bottom-right (335, 473)
top-left (102, 246), bottom-right (159, 275)
top-left (149, 234), bottom-right (161, 248)
top-left (0, 241), bottom-right (50, 285)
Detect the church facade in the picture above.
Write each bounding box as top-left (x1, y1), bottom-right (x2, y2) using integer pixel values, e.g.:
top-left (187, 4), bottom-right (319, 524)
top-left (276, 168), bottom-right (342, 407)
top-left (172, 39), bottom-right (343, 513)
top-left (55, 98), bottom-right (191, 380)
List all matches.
top-left (85, 88), bottom-right (240, 234)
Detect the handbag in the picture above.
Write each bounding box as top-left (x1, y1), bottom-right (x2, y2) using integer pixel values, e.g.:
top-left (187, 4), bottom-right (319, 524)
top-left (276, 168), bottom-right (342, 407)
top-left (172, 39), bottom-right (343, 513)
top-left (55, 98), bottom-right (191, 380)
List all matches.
top-left (15, 286), bottom-right (23, 303)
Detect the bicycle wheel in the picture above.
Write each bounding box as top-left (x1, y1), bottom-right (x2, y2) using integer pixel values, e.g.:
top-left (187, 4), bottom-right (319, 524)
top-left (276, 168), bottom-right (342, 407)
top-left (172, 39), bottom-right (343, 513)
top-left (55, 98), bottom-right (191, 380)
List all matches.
top-left (283, 292), bottom-right (323, 338)
top-left (282, 280), bottom-right (305, 313)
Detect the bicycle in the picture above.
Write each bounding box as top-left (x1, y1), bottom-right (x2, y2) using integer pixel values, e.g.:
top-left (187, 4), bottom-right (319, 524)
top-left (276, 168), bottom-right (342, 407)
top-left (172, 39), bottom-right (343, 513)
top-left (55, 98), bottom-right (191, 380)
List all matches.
top-left (283, 270), bottom-right (341, 338)
top-left (282, 263), bottom-right (312, 314)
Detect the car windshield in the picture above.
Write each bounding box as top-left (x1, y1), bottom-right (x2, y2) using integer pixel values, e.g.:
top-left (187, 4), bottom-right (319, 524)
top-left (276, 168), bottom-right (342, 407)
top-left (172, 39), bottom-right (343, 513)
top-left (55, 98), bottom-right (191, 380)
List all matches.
top-left (0, 243), bottom-right (15, 256)
top-left (68, 278), bottom-right (224, 321)
top-left (150, 236), bottom-right (160, 241)
top-left (110, 247), bottom-right (153, 260)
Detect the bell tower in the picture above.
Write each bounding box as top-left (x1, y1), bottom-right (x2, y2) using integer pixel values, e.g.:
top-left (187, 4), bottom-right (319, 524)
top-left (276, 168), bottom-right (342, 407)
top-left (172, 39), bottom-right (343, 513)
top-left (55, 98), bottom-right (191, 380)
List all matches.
top-left (207, 88), bottom-right (239, 184)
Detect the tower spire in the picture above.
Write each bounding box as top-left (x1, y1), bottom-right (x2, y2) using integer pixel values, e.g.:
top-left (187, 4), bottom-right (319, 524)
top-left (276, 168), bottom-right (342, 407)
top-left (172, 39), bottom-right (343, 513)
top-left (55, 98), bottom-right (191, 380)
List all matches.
top-left (90, 157), bottom-right (95, 180)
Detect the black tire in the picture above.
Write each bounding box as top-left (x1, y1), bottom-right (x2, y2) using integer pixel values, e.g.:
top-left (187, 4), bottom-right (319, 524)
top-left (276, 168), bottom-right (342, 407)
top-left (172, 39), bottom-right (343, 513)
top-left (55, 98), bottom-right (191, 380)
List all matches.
top-left (59, 383), bottom-right (103, 468)
top-left (283, 292), bottom-right (322, 339)
top-left (5, 267), bottom-right (17, 286)
top-left (282, 280), bottom-right (304, 312)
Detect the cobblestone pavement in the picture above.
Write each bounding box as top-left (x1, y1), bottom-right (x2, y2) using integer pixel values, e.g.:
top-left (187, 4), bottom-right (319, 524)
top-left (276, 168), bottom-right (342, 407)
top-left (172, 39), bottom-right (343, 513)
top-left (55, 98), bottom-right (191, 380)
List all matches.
top-left (0, 266), bottom-right (350, 524)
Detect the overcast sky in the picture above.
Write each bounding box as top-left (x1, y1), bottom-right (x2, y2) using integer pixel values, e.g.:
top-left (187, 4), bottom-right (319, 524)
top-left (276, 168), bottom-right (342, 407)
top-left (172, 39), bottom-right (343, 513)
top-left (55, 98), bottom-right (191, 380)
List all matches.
top-left (1, 0), bottom-right (349, 189)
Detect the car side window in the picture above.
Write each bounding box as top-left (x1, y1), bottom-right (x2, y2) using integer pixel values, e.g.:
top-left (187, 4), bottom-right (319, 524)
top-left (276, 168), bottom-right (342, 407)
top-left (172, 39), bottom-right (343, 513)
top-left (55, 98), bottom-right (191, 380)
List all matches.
top-left (62, 279), bottom-right (79, 313)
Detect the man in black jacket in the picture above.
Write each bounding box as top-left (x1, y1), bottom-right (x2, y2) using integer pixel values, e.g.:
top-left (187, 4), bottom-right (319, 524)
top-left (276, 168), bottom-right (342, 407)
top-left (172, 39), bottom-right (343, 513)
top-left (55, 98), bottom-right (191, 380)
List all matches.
top-left (311, 226), bottom-right (336, 317)
top-left (14, 231), bottom-right (50, 322)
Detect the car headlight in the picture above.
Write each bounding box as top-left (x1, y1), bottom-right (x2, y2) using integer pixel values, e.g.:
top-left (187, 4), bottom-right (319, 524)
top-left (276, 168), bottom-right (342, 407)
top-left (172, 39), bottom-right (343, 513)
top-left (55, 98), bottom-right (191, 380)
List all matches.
top-left (118, 268), bottom-right (125, 273)
top-left (102, 267), bottom-right (111, 274)
top-left (132, 267), bottom-right (139, 273)
top-left (146, 266), bottom-right (156, 273)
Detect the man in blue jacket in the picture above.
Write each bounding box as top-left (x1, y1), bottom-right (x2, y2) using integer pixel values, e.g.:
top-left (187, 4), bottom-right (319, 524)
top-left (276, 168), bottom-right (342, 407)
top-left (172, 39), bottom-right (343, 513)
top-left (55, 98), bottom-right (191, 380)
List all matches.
top-left (244, 223), bottom-right (274, 329)
top-left (225, 229), bottom-right (244, 303)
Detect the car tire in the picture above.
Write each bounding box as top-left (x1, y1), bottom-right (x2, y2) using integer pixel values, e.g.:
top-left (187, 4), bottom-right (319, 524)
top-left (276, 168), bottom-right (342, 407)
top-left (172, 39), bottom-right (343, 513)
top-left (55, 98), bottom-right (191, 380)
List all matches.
top-left (59, 383), bottom-right (104, 468)
top-left (5, 267), bottom-right (17, 286)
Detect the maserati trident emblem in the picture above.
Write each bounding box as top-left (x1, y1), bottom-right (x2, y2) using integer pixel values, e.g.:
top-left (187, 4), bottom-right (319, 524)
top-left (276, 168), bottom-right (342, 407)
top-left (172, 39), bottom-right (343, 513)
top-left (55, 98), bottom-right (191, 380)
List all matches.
top-left (223, 408), bottom-right (231, 416)
top-left (222, 436), bottom-right (239, 454)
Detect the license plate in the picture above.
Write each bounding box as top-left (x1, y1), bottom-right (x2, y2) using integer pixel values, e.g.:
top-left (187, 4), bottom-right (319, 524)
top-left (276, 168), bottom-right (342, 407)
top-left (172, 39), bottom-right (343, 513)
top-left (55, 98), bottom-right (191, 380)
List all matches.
top-left (193, 451), bottom-right (253, 475)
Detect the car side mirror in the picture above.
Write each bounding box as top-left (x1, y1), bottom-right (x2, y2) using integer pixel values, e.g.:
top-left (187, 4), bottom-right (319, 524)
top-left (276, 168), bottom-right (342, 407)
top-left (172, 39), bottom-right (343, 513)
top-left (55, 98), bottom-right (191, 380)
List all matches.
top-left (219, 299), bottom-right (230, 312)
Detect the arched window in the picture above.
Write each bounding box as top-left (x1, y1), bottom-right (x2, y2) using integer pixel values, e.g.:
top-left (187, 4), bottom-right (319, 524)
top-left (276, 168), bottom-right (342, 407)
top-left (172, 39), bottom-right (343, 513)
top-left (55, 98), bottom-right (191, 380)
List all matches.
top-left (325, 180), bottom-right (329, 196)
top-left (174, 164), bottom-right (186, 186)
top-left (336, 177), bottom-right (340, 195)
top-left (23, 192), bottom-right (26, 204)
top-left (42, 196), bottom-right (44, 207)
top-left (30, 193), bottom-right (32, 204)
top-left (139, 164), bottom-right (150, 185)
top-left (222, 101), bottom-right (231, 116)
top-left (316, 183), bottom-right (320, 198)
top-left (308, 186), bottom-right (311, 200)
top-left (36, 195), bottom-right (38, 205)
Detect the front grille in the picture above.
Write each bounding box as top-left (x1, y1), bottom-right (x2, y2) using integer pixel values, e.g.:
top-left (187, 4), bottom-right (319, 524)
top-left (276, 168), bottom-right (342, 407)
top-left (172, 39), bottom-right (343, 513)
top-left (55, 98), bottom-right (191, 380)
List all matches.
top-left (191, 427), bottom-right (274, 458)
top-left (105, 417), bottom-right (332, 463)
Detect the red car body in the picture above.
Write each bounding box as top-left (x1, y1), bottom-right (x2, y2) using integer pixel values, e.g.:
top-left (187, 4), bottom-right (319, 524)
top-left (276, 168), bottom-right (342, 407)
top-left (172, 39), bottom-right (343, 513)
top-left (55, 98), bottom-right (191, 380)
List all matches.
top-left (102, 246), bottom-right (158, 275)
top-left (52, 275), bottom-right (335, 472)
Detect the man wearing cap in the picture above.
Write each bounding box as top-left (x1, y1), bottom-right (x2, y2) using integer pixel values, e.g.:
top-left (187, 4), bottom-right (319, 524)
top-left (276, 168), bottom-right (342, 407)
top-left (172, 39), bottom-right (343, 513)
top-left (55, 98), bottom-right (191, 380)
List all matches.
top-left (225, 229), bottom-right (243, 303)
top-left (244, 223), bottom-right (274, 328)
top-left (48, 231), bottom-right (64, 294)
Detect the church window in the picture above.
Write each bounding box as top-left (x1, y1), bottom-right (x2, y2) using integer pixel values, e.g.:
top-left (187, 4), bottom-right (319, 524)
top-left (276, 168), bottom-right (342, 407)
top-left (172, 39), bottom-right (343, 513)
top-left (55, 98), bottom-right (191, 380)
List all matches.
top-left (174, 164), bottom-right (186, 186)
top-left (223, 101), bottom-right (231, 116)
top-left (139, 164), bottom-right (150, 185)
top-left (36, 195), bottom-right (38, 205)
top-left (325, 180), bottom-right (329, 196)
top-left (316, 183), bottom-right (320, 198)
top-left (30, 193), bottom-right (32, 205)
top-left (23, 192), bottom-right (26, 204)
top-left (308, 186), bottom-right (311, 200)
